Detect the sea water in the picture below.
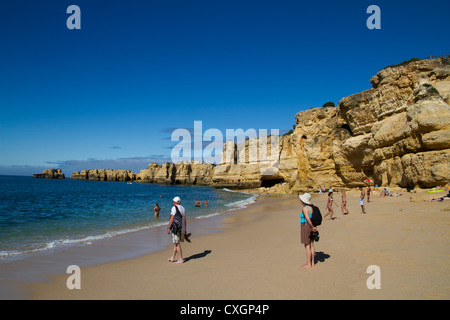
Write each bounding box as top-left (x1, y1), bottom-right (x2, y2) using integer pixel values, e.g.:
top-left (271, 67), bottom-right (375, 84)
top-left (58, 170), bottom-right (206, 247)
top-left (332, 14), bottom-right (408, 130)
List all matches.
top-left (0, 176), bottom-right (257, 263)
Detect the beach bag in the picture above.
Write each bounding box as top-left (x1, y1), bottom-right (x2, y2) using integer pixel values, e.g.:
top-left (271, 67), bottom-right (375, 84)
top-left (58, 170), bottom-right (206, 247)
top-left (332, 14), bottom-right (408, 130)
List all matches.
top-left (310, 205), bottom-right (322, 227)
top-left (170, 205), bottom-right (183, 235)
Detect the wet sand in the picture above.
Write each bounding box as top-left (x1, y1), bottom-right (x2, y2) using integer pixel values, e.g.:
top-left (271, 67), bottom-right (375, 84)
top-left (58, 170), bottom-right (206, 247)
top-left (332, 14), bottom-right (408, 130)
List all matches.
top-left (27, 190), bottom-right (450, 300)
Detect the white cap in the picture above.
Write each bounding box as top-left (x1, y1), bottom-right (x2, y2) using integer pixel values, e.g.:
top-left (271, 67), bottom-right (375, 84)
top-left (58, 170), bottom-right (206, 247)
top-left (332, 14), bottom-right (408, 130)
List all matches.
top-left (173, 196), bottom-right (181, 203)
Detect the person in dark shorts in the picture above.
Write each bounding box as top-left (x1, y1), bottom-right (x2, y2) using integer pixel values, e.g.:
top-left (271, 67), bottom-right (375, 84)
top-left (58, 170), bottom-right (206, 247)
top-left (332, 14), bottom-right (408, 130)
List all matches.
top-left (298, 192), bottom-right (318, 268)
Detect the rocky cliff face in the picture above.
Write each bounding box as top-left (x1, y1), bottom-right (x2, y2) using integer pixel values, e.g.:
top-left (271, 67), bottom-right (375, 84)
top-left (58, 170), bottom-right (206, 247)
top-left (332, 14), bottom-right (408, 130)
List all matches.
top-left (68, 57), bottom-right (449, 191)
top-left (33, 169), bottom-right (65, 179)
top-left (71, 169), bottom-right (136, 182)
top-left (135, 161), bottom-right (214, 185)
top-left (70, 162), bottom-right (215, 185)
top-left (212, 57), bottom-right (450, 191)
top-left (336, 57), bottom-right (449, 189)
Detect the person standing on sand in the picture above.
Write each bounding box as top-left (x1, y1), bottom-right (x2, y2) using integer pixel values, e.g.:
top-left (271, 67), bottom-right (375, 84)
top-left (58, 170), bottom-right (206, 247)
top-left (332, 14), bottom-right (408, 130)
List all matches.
top-left (359, 187), bottom-right (366, 214)
top-left (298, 193), bottom-right (318, 268)
top-left (367, 186), bottom-right (371, 203)
top-left (341, 190), bottom-right (350, 215)
top-left (167, 196), bottom-right (187, 264)
top-left (323, 191), bottom-right (338, 220)
top-left (154, 203), bottom-right (161, 218)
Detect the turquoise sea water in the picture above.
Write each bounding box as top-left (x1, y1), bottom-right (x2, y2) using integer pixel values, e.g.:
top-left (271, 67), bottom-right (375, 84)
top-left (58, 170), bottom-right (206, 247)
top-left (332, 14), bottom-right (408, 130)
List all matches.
top-left (0, 176), bottom-right (256, 263)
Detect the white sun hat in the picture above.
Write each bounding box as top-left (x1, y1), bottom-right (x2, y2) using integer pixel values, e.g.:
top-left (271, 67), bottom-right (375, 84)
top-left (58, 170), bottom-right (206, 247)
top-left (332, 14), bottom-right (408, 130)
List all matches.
top-left (299, 193), bottom-right (312, 205)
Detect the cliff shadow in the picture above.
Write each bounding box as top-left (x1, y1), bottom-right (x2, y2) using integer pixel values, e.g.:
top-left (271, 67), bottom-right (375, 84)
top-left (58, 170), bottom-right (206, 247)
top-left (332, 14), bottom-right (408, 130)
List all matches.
top-left (184, 250), bottom-right (212, 263)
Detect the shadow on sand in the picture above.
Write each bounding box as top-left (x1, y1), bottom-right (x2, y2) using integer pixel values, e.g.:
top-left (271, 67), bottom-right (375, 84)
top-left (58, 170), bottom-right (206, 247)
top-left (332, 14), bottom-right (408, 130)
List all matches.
top-left (184, 250), bottom-right (212, 263)
top-left (315, 251), bottom-right (330, 264)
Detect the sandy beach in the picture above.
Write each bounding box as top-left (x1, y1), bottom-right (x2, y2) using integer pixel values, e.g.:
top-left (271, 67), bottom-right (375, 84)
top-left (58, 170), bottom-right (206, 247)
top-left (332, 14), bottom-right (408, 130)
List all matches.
top-left (24, 189), bottom-right (450, 300)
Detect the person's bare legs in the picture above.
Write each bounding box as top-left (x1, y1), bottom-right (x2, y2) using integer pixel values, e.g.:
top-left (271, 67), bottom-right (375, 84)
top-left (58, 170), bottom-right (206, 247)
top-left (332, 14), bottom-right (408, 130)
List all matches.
top-left (311, 241), bottom-right (315, 267)
top-left (168, 243), bottom-right (178, 262)
top-left (301, 244), bottom-right (313, 268)
top-left (175, 243), bottom-right (184, 263)
top-left (323, 207), bottom-right (331, 220)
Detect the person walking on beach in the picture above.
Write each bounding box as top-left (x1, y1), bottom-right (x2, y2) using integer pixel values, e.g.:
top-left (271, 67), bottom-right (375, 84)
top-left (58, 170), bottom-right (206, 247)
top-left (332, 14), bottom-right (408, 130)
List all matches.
top-left (298, 193), bottom-right (318, 268)
top-left (341, 189), bottom-right (350, 215)
top-left (323, 191), bottom-right (338, 220)
top-left (167, 196), bottom-right (187, 264)
top-left (154, 203), bottom-right (161, 218)
top-left (359, 187), bottom-right (366, 214)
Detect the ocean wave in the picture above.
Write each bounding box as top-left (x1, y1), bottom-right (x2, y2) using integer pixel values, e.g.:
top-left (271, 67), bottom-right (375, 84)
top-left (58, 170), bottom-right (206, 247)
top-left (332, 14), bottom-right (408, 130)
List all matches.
top-left (225, 193), bottom-right (259, 209)
top-left (195, 212), bottom-right (221, 219)
top-left (0, 221), bottom-right (169, 262)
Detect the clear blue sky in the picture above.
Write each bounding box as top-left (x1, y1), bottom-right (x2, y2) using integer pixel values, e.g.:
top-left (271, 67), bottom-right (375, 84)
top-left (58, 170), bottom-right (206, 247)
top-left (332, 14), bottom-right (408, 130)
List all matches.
top-left (1, 0), bottom-right (449, 175)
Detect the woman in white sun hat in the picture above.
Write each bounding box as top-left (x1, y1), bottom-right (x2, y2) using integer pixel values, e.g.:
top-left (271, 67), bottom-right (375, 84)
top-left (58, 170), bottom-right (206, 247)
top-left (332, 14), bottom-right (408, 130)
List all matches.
top-left (298, 192), bottom-right (318, 268)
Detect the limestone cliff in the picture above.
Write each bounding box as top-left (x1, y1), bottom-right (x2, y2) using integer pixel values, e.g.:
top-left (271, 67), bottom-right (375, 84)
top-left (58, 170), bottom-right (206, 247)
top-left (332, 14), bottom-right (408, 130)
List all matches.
top-left (33, 169), bottom-right (65, 179)
top-left (135, 161), bottom-right (214, 185)
top-left (70, 161), bottom-right (215, 185)
top-left (212, 56), bottom-right (450, 191)
top-left (69, 57), bottom-right (449, 191)
top-left (71, 169), bottom-right (135, 182)
top-left (337, 57), bottom-right (450, 189)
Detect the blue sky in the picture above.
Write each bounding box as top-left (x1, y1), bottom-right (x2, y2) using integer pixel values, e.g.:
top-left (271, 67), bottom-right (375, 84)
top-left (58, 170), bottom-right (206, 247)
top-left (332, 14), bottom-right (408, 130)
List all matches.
top-left (1, 0), bottom-right (449, 175)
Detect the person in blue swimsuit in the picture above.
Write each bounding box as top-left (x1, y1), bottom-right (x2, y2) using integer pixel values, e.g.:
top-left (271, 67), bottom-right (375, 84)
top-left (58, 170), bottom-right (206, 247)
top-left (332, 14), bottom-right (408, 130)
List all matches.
top-left (298, 192), bottom-right (318, 268)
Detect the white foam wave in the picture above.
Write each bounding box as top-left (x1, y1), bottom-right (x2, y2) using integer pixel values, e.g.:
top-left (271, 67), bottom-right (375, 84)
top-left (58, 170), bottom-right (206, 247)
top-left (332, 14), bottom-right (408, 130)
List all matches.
top-left (225, 193), bottom-right (258, 209)
top-left (195, 212), bottom-right (221, 219)
top-left (0, 221), bottom-right (170, 262)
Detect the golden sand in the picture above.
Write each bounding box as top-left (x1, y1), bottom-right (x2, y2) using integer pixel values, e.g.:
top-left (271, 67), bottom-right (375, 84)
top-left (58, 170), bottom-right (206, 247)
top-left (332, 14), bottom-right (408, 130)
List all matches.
top-left (30, 190), bottom-right (450, 299)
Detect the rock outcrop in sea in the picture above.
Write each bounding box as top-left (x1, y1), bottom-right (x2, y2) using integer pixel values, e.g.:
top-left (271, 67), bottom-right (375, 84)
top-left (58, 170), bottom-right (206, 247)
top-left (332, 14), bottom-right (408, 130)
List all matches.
top-left (33, 169), bottom-right (65, 179)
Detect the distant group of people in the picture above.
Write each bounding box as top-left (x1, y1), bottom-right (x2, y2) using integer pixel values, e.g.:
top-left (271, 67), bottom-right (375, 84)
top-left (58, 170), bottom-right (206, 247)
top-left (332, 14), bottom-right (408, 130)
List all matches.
top-left (195, 199), bottom-right (209, 207)
top-left (153, 198), bottom-right (211, 218)
top-left (321, 186), bottom-right (369, 221)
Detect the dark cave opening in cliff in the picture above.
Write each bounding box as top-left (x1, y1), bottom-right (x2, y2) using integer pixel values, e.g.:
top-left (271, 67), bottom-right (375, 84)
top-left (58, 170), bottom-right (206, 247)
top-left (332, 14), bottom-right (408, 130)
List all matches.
top-left (340, 123), bottom-right (353, 135)
top-left (261, 178), bottom-right (285, 188)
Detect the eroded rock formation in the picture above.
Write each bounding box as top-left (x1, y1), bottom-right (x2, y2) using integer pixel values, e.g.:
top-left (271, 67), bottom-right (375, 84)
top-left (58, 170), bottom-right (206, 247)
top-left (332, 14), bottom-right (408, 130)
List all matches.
top-left (71, 169), bottom-right (136, 182)
top-left (212, 57), bottom-right (450, 191)
top-left (135, 161), bottom-right (214, 185)
top-left (68, 57), bottom-right (449, 191)
top-left (33, 169), bottom-right (65, 179)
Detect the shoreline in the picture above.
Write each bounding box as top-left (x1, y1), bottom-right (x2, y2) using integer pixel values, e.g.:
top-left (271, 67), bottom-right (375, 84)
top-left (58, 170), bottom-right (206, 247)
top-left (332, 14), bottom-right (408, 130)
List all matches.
top-left (0, 190), bottom-right (261, 299)
top-left (27, 190), bottom-right (450, 299)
